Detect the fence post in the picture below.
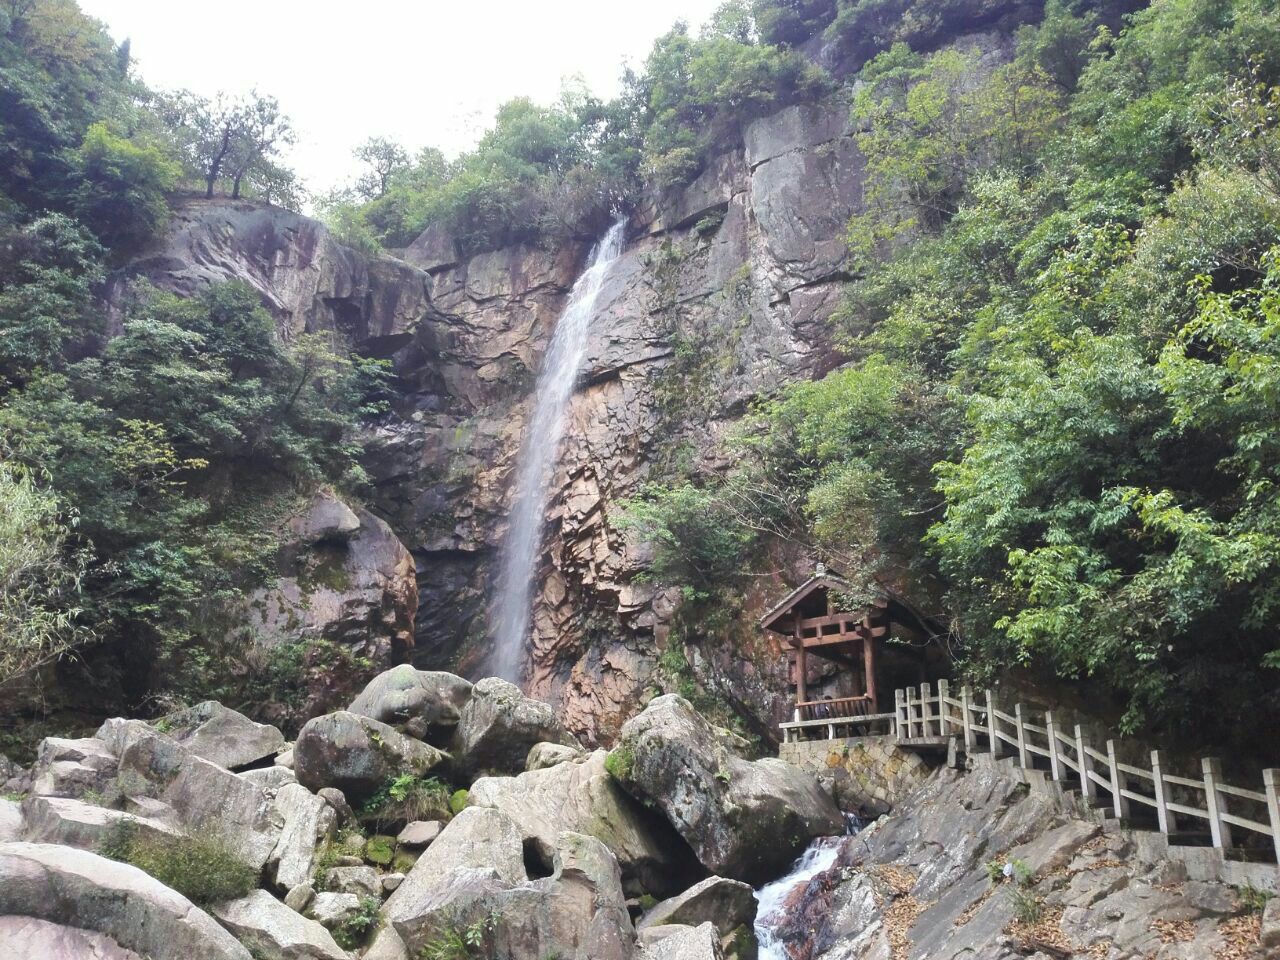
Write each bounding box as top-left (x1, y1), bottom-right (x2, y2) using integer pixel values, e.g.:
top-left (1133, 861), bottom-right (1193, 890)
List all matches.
top-left (1045, 711), bottom-right (1063, 782)
top-left (938, 679), bottom-right (951, 736)
top-left (1075, 724), bottom-right (1095, 803)
top-left (1264, 769), bottom-right (1280, 865)
top-left (1151, 750), bottom-right (1175, 836)
top-left (1107, 739), bottom-right (1129, 819)
top-left (986, 689), bottom-right (1002, 758)
top-left (908, 687), bottom-right (920, 739)
top-left (960, 685), bottom-right (975, 754)
top-left (894, 689), bottom-right (904, 741)
top-left (1202, 757), bottom-right (1233, 851)
top-left (1014, 703), bottom-right (1031, 768)
top-left (921, 682), bottom-right (934, 737)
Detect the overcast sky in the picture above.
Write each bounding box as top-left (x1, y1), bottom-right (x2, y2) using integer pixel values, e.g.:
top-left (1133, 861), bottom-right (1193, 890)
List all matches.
top-left (78, 0), bottom-right (723, 196)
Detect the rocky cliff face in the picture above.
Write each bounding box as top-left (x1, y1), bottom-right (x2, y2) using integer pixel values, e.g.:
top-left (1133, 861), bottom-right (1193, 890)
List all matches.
top-left (108, 35), bottom-right (1018, 745)
top-left (109, 93), bottom-right (866, 743)
top-left (373, 97), bottom-right (867, 743)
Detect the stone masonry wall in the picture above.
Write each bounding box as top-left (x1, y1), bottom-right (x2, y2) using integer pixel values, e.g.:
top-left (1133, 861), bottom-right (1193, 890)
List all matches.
top-left (779, 734), bottom-right (932, 815)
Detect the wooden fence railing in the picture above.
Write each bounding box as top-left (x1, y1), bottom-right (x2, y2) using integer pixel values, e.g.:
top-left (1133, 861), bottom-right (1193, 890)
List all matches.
top-left (894, 680), bottom-right (1280, 863)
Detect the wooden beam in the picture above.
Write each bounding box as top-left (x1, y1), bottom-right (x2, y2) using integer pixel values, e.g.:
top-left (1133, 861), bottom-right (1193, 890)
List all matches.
top-left (864, 635), bottom-right (878, 713)
top-left (795, 622), bottom-right (807, 707)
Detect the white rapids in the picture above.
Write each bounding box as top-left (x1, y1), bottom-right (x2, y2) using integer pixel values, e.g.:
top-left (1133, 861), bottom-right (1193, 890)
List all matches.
top-left (489, 218), bottom-right (628, 684)
top-left (754, 835), bottom-right (846, 960)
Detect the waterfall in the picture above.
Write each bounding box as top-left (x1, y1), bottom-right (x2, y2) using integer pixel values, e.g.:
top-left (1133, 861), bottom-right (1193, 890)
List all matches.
top-left (755, 816), bottom-right (866, 959)
top-left (490, 218), bottom-right (628, 683)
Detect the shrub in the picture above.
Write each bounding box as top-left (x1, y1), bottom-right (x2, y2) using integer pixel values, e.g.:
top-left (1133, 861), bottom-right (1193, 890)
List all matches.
top-left (333, 895), bottom-right (382, 949)
top-left (99, 821), bottom-right (256, 904)
top-left (604, 745), bottom-right (634, 782)
top-left (361, 774), bottom-right (452, 828)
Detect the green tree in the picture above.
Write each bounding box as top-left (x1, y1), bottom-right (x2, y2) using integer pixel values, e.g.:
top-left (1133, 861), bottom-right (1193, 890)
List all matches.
top-left (0, 458), bottom-right (89, 686)
top-left (0, 214), bottom-right (104, 390)
top-left (72, 121), bottom-right (179, 253)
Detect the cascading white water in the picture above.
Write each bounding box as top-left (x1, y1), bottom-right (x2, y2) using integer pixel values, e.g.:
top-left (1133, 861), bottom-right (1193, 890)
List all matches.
top-left (490, 218), bottom-right (628, 683)
top-left (754, 837), bottom-right (844, 960)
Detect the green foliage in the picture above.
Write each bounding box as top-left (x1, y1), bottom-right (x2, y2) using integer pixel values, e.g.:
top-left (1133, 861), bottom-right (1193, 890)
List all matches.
top-left (72, 121), bottom-right (178, 254)
top-left (1237, 883), bottom-right (1271, 914)
top-left (688, 0), bottom-right (1280, 750)
top-left (363, 834), bottom-right (395, 867)
top-left (330, 16), bottom-right (829, 254)
top-left (615, 482), bottom-right (754, 603)
top-left (362, 774), bottom-right (451, 827)
top-left (0, 459), bottom-right (89, 686)
top-left (448, 789), bottom-right (469, 816)
top-left (99, 820), bottom-right (256, 904)
top-left (417, 912), bottom-right (500, 960)
top-left (603, 744), bottom-right (634, 782)
top-left (0, 279), bottom-right (389, 703)
top-left (0, 213), bottom-right (104, 391)
top-left (333, 895), bottom-right (381, 949)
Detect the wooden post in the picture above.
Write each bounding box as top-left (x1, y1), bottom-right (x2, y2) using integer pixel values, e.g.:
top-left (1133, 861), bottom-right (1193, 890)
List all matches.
top-left (1014, 703), bottom-right (1031, 768)
top-left (1075, 724), bottom-right (1095, 803)
top-left (986, 689), bottom-right (1002, 758)
top-left (864, 635), bottom-right (878, 713)
top-left (1045, 711), bottom-right (1063, 782)
top-left (960, 685), bottom-right (975, 754)
top-left (938, 679), bottom-right (951, 736)
top-left (796, 640), bottom-right (808, 718)
top-left (1107, 739), bottom-right (1129, 819)
top-left (1151, 750), bottom-right (1175, 836)
top-left (894, 688), bottom-right (904, 741)
top-left (920, 682), bottom-right (933, 737)
top-left (1263, 769), bottom-right (1280, 865)
top-left (1202, 757), bottom-right (1233, 851)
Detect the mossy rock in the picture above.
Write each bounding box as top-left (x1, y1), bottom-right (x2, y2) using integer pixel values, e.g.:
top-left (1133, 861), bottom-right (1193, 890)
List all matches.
top-left (392, 849), bottom-right (418, 873)
top-left (604, 744), bottom-right (634, 782)
top-left (363, 834), bottom-right (395, 866)
top-left (449, 789), bottom-right (469, 815)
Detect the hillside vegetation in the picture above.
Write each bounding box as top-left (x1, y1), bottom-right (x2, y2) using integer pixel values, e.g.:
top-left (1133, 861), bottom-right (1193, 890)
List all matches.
top-left (5, 0), bottom-right (1280, 757)
top-left (634, 0), bottom-right (1280, 750)
top-left (0, 1), bottom-right (386, 714)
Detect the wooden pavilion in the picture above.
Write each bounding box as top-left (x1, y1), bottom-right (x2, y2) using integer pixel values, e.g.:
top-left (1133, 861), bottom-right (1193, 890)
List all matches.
top-left (760, 570), bottom-right (890, 722)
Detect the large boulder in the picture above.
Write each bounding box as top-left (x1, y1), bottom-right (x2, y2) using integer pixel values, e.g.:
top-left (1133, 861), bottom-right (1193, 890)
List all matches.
top-left (242, 493), bottom-right (417, 667)
top-left (211, 889), bottom-right (347, 960)
top-left (103, 721), bottom-right (282, 870)
top-left (0, 842), bottom-right (252, 960)
top-left (526, 741), bottom-right (586, 771)
top-left (348, 665), bottom-right (473, 745)
top-left (608, 695), bottom-right (843, 884)
top-left (0, 915), bottom-right (147, 960)
top-left (293, 710), bottom-right (448, 802)
top-left (385, 806), bottom-right (528, 922)
top-left (641, 922), bottom-right (724, 960)
top-left (268, 782), bottom-right (337, 891)
top-left (28, 736), bottom-right (117, 798)
top-left (21, 795), bottom-right (179, 851)
top-left (638, 876), bottom-right (757, 936)
top-left (450, 678), bottom-right (580, 780)
top-left (386, 828), bottom-right (635, 960)
top-left (469, 749), bottom-right (699, 895)
top-left (159, 701), bottom-right (286, 771)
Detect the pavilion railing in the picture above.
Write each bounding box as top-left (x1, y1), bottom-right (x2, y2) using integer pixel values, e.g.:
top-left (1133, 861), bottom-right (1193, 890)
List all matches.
top-left (894, 680), bottom-right (1280, 863)
top-left (795, 695), bottom-right (874, 722)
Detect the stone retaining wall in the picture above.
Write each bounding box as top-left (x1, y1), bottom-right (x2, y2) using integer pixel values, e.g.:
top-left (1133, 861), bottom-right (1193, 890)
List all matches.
top-left (778, 734), bottom-right (933, 815)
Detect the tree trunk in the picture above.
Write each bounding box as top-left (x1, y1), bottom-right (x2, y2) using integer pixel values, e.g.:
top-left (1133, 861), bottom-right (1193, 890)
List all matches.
top-left (231, 175), bottom-right (242, 199)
